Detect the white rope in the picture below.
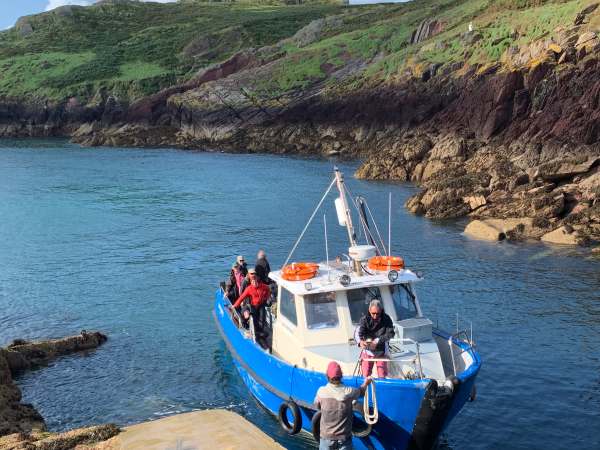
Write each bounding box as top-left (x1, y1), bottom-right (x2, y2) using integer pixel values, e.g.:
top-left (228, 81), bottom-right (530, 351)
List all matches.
top-left (283, 178), bottom-right (336, 267)
top-left (363, 380), bottom-right (379, 425)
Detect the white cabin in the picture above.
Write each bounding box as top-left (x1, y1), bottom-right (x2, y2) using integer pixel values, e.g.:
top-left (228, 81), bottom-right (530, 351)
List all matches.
top-left (268, 262), bottom-right (451, 382)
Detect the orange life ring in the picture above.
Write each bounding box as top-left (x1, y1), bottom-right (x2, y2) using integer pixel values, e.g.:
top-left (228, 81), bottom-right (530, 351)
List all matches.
top-left (367, 256), bottom-right (404, 272)
top-left (281, 262), bottom-right (319, 281)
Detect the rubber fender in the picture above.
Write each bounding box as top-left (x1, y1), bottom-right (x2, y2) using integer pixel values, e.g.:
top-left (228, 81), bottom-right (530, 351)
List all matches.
top-left (278, 400), bottom-right (302, 435)
top-left (311, 411), bottom-right (321, 442)
top-left (469, 384), bottom-right (477, 402)
top-left (351, 403), bottom-right (372, 438)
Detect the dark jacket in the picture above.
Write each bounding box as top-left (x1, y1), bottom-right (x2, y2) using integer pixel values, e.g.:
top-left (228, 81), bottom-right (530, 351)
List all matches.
top-left (227, 271), bottom-right (239, 299)
top-left (255, 257), bottom-right (271, 284)
top-left (238, 262), bottom-right (248, 276)
top-left (358, 312), bottom-right (395, 356)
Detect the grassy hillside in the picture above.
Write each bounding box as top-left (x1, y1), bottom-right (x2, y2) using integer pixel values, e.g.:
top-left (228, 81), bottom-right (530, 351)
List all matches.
top-left (0, 0), bottom-right (598, 102)
top-left (0, 0), bottom-right (345, 100)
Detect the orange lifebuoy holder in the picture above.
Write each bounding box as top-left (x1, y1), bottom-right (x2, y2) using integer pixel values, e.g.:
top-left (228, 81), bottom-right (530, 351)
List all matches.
top-left (367, 256), bottom-right (405, 272)
top-left (281, 262), bottom-right (319, 281)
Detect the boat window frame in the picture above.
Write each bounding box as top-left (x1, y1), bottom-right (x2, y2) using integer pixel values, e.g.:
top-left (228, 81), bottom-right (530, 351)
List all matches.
top-left (278, 286), bottom-right (298, 327)
top-left (303, 291), bottom-right (340, 331)
top-left (346, 286), bottom-right (382, 325)
top-left (391, 283), bottom-right (420, 321)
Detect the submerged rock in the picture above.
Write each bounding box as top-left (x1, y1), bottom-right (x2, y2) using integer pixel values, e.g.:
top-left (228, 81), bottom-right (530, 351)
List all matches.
top-left (464, 218), bottom-right (533, 242)
top-left (0, 331), bottom-right (108, 438)
top-left (541, 225), bottom-right (581, 245)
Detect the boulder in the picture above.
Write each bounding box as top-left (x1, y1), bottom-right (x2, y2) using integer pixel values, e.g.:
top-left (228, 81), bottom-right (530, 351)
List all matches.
top-left (421, 159), bottom-right (447, 181)
top-left (575, 32), bottom-right (599, 52)
top-left (541, 225), bottom-right (579, 245)
top-left (537, 157), bottom-right (599, 182)
top-left (463, 195), bottom-right (486, 211)
top-left (464, 218), bottom-right (533, 241)
top-left (429, 135), bottom-right (466, 160)
top-left (411, 19), bottom-right (445, 44)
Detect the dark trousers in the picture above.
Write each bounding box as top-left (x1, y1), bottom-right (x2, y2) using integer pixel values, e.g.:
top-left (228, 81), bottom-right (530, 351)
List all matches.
top-left (250, 305), bottom-right (268, 348)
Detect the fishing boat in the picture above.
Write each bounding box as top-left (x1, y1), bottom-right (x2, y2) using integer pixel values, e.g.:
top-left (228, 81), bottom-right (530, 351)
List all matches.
top-left (213, 168), bottom-right (481, 450)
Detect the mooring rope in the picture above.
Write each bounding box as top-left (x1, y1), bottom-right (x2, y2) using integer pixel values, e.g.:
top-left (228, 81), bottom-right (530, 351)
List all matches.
top-left (364, 379), bottom-right (379, 425)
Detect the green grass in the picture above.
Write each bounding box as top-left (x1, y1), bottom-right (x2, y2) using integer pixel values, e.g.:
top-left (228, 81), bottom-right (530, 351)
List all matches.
top-left (116, 61), bottom-right (168, 81)
top-left (0, 0), bottom-right (596, 103)
top-left (0, 52), bottom-right (94, 98)
top-left (0, 0), bottom-right (345, 100)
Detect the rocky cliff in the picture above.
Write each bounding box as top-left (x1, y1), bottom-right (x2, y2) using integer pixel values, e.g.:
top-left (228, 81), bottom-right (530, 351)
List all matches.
top-left (1, 0), bottom-right (599, 247)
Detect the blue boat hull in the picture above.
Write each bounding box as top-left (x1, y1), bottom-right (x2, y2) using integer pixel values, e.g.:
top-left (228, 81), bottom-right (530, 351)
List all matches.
top-left (214, 290), bottom-right (481, 450)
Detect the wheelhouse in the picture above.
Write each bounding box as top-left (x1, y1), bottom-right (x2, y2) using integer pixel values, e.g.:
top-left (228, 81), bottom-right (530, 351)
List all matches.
top-left (269, 262), bottom-right (455, 382)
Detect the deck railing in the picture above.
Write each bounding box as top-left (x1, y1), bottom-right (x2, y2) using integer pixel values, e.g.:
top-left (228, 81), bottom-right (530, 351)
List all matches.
top-left (359, 337), bottom-right (425, 380)
top-left (448, 329), bottom-right (476, 376)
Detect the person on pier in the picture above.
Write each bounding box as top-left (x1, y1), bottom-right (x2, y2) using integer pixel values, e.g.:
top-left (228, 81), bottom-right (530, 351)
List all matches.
top-left (358, 299), bottom-right (395, 378)
top-left (315, 361), bottom-right (373, 450)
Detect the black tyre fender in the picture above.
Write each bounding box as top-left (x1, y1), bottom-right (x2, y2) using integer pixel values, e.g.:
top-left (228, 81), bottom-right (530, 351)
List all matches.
top-left (469, 384), bottom-right (477, 402)
top-left (351, 403), bottom-right (372, 438)
top-left (311, 410), bottom-right (321, 442)
top-left (278, 400), bottom-right (302, 435)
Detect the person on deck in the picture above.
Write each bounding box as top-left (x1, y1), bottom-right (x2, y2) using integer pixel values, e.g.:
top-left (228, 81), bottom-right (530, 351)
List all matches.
top-left (226, 264), bottom-right (242, 300)
top-left (358, 299), bottom-right (395, 378)
top-left (254, 249), bottom-right (271, 284)
top-left (230, 269), bottom-right (271, 348)
top-left (315, 361), bottom-right (373, 450)
top-left (240, 270), bottom-right (252, 293)
top-left (236, 255), bottom-right (248, 276)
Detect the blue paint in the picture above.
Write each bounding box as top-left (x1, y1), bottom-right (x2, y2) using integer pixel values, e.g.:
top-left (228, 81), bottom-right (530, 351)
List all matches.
top-left (214, 288), bottom-right (481, 449)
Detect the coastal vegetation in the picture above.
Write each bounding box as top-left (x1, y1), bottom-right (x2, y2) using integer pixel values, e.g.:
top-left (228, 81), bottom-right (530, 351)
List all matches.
top-left (0, 0), bottom-right (343, 100)
top-left (0, 0), bottom-right (599, 248)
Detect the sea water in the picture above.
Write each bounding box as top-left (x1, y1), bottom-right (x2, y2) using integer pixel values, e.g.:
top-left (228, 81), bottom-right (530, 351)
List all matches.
top-left (1, 139), bottom-right (599, 449)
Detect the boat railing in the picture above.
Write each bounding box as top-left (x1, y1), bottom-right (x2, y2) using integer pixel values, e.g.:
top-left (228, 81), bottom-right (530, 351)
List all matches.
top-left (448, 329), bottom-right (475, 376)
top-left (360, 337), bottom-right (425, 379)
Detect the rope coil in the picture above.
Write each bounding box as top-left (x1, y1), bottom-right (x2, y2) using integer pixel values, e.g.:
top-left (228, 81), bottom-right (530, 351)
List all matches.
top-left (363, 380), bottom-right (379, 425)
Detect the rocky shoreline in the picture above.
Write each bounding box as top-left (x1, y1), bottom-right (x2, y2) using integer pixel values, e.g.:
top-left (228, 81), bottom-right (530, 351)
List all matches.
top-left (1, 6), bottom-right (600, 249)
top-left (0, 331), bottom-right (119, 450)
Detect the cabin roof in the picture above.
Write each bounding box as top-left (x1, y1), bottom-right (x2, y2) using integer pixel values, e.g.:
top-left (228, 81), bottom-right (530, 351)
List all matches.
top-left (269, 262), bottom-right (421, 296)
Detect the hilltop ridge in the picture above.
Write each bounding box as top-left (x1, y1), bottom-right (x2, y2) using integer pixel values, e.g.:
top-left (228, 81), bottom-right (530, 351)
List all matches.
top-left (1, 0), bottom-right (599, 247)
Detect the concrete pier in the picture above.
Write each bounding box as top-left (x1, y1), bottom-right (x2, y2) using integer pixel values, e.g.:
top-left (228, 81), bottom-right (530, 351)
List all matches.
top-left (94, 409), bottom-right (284, 450)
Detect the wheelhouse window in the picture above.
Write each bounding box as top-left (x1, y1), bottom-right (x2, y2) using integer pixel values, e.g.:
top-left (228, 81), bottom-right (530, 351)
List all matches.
top-left (392, 284), bottom-right (418, 320)
top-left (347, 287), bottom-right (382, 324)
top-left (279, 287), bottom-right (297, 326)
top-left (304, 291), bottom-right (338, 329)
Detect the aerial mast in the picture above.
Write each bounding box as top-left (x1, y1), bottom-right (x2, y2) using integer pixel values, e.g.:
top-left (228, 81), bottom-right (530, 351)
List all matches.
top-left (334, 167), bottom-right (362, 274)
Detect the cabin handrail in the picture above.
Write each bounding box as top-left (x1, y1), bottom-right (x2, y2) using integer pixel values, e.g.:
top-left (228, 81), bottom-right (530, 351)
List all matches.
top-left (361, 337), bottom-right (425, 379)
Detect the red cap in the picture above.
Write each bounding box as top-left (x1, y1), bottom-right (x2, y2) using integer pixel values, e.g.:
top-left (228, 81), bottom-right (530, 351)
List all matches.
top-left (326, 361), bottom-right (343, 379)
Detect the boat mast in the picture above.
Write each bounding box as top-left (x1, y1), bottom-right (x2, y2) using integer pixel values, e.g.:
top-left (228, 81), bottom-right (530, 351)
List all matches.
top-left (334, 167), bottom-right (362, 274)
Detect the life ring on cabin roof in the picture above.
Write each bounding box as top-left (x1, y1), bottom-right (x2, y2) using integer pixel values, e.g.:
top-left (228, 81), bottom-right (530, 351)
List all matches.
top-left (281, 262), bottom-right (319, 281)
top-left (367, 256), bottom-right (405, 272)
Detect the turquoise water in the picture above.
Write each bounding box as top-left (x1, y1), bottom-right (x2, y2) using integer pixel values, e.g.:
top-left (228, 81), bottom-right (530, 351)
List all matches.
top-left (1, 139), bottom-right (599, 449)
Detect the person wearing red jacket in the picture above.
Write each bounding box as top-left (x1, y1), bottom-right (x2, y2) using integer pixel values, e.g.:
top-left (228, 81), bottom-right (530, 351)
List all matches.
top-left (230, 269), bottom-right (271, 348)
